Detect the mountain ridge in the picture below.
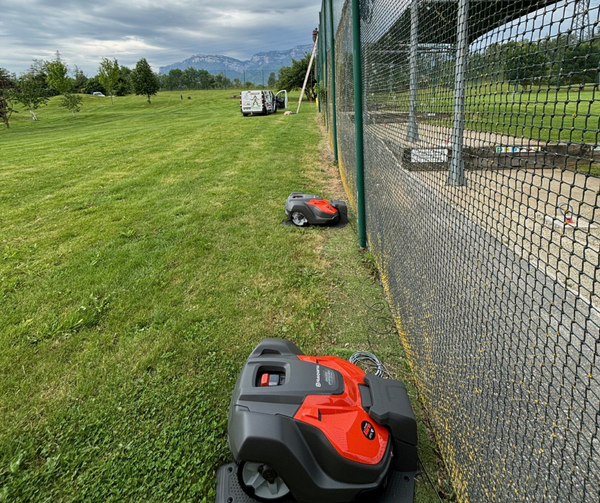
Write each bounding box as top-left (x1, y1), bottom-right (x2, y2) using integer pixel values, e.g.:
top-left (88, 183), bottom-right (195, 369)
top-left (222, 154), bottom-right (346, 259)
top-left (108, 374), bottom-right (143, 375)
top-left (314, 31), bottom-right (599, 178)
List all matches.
top-left (159, 44), bottom-right (313, 84)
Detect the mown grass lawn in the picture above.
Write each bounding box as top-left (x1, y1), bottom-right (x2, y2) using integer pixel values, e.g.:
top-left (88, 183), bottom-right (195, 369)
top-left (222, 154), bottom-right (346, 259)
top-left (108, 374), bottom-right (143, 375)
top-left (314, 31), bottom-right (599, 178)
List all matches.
top-left (374, 83), bottom-right (600, 145)
top-left (1, 91), bottom-right (446, 502)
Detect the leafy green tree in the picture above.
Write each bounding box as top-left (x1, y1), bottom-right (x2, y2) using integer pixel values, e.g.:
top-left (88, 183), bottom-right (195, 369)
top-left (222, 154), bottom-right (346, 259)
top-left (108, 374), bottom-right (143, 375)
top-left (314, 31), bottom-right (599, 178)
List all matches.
top-left (198, 69), bottom-right (215, 89)
top-left (26, 59), bottom-right (57, 97)
top-left (233, 78), bottom-right (241, 88)
top-left (502, 41), bottom-right (549, 89)
top-left (98, 58), bottom-right (121, 104)
top-left (277, 54), bottom-right (316, 101)
top-left (114, 76), bottom-right (130, 96)
top-left (0, 68), bottom-right (17, 128)
top-left (61, 93), bottom-right (83, 116)
top-left (267, 72), bottom-right (276, 88)
top-left (214, 73), bottom-right (232, 89)
top-left (158, 73), bottom-right (169, 91)
top-left (46, 59), bottom-right (83, 117)
top-left (557, 38), bottom-right (600, 85)
top-left (30, 59), bottom-right (49, 77)
top-left (72, 66), bottom-right (88, 93)
top-left (46, 60), bottom-right (71, 93)
top-left (83, 77), bottom-right (106, 95)
top-left (477, 43), bottom-right (505, 83)
top-left (14, 72), bottom-right (49, 120)
top-left (132, 59), bottom-right (160, 103)
top-left (110, 65), bottom-right (134, 96)
top-left (182, 67), bottom-right (199, 90)
top-left (166, 68), bottom-right (184, 91)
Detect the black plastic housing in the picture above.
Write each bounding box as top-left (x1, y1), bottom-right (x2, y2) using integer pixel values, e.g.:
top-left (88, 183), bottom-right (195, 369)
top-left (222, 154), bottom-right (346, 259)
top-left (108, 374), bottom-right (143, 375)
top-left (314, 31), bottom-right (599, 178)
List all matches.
top-left (330, 200), bottom-right (348, 224)
top-left (363, 375), bottom-right (418, 472)
top-left (227, 338), bottom-right (418, 503)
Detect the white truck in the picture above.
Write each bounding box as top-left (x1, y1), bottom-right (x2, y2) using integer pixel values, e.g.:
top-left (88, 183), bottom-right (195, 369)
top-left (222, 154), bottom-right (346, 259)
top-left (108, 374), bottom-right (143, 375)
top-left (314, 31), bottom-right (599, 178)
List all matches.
top-left (240, 90), bottom-right (287, 116)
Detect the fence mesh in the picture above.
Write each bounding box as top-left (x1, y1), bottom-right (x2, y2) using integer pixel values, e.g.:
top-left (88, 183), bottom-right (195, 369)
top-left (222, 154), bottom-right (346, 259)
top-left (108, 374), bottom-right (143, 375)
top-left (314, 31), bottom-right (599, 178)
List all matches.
top-left (319, 0), bottom-right (600, 501)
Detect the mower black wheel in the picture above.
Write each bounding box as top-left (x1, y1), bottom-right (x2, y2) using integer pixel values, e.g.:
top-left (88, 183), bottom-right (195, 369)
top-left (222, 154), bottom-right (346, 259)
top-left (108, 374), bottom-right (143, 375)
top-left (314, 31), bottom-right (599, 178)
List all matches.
top-left (238, 461), bottom-right (291, 502)
top-left (291, 211), bottom-right (309, 227)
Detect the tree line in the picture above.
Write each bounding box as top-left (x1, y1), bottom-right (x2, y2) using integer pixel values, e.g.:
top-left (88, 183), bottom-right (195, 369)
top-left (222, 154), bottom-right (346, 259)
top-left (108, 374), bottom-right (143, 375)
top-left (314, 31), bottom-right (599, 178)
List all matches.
top-left (364, 31), bottom-right (600, 97)
top-left (159, 51), bottom-right (316, 96)
top-left (471, 34), bottom-right (600, 89)
top-left (1, 52), bottom-right (317, 128)
top-left (159, 67), bottom-right (261, 91)
top-left (0, 53), bottom-right (161, 128)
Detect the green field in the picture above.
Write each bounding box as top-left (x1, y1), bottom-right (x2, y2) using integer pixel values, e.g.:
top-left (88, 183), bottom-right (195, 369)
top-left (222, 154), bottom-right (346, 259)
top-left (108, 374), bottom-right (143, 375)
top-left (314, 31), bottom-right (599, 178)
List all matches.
top-left (466, 84), bottom-right (600, 145)
top-left (0, 92), bottom-right (448, 502)
top-left (370, 83), bottom-right (600, 145)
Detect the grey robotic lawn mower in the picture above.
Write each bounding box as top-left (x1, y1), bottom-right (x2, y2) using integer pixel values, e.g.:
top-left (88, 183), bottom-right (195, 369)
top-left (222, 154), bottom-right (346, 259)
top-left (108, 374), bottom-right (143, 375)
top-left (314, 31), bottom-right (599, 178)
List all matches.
top-left (285, 192), bottom-right (348, 227)
top-left (215, 338), bottom-right (418, 503)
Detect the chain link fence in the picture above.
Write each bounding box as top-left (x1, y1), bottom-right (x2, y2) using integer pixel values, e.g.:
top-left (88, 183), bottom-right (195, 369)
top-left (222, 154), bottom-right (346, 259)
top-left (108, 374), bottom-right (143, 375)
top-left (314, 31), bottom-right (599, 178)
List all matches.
top-left (318, 0), bottom-right (600, 501)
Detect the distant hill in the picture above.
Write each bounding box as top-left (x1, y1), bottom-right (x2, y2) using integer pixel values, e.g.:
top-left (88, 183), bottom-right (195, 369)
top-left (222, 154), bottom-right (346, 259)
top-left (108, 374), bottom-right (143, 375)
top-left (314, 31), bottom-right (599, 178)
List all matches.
top-left (159, 45), bottom-right (313, 84)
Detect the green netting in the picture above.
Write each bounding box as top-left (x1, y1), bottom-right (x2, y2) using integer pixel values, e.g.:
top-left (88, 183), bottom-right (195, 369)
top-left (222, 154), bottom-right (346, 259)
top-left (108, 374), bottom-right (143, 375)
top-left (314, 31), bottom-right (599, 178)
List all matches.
top-left (320, 0), bottom-right (600, 501)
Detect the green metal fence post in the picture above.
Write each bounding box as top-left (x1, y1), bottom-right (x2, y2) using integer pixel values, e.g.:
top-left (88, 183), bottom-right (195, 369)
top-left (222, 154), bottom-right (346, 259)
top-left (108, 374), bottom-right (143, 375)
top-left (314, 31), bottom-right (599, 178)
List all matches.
top-left (321, 6), bottom-right (326, 115)
top-left (322, 2), bottom-right (328, 126)
top-left (318, 12), bottom-right (322, 113)
top-left (351, 0), bottom-right (367, 248)
top-left (328, 0), bottom-right (338, 162)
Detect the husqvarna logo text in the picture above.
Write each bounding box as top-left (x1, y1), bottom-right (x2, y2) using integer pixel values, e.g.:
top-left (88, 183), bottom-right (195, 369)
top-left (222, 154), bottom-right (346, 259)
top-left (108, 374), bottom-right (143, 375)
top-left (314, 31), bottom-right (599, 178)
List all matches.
top-left (315, 365), bottom-right (321, 387)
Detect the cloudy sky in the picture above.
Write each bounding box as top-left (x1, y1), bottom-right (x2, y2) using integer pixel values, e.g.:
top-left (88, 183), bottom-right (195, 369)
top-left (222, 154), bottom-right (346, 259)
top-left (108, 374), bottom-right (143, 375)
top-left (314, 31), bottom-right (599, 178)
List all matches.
top-left (0, 0), bottom-right (322, 76)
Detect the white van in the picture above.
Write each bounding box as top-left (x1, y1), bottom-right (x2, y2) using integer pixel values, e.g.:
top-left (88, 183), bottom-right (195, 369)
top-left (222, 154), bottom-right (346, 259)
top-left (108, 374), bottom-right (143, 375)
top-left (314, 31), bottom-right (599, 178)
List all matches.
top-left (240, 90), bottom-right (287, 116)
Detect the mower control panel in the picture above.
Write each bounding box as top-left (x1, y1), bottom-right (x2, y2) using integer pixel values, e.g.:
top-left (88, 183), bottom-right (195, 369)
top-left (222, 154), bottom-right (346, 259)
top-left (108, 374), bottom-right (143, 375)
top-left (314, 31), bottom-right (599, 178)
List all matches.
top-left (259, 372), bottom-right (285, 386)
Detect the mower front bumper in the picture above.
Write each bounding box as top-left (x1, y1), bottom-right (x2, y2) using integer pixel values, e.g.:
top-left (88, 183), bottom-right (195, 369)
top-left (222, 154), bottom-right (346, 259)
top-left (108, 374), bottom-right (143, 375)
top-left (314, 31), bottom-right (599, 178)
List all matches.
top-left (215, 462), bottom-right (416, 503)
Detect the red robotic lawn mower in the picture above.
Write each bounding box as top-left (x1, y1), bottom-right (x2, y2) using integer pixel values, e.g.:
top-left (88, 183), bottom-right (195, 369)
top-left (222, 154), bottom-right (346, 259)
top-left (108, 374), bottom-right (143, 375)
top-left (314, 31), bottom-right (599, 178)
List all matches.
top-left (215, 339), bottom-right (418, 503)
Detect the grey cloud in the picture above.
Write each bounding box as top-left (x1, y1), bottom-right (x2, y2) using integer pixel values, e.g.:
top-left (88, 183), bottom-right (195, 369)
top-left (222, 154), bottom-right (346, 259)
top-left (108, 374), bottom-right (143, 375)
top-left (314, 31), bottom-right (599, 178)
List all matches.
top-left (0, 0), bottom-right (320, 75)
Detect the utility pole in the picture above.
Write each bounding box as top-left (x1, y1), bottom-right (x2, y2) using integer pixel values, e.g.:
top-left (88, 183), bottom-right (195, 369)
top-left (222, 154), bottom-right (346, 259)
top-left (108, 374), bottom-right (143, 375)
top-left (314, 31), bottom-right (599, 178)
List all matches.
top-left (406, 0), bottom-right (420, 143)
top-left (572, 0), bottom-right (591, 41)
top-left (447, 0), bottom-right (469, 186)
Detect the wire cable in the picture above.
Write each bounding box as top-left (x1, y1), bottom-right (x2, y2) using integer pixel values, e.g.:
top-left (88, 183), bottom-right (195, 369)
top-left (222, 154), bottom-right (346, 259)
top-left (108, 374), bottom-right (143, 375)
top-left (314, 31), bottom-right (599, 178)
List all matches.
top-left (343, 219), bottom-right (450, 500)
top-left (348, 349), bottom-right (447, 501)
top-left (349, 350), bottom-right (393, 378)
top-left (418, 456), bottom-right (445, 503)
